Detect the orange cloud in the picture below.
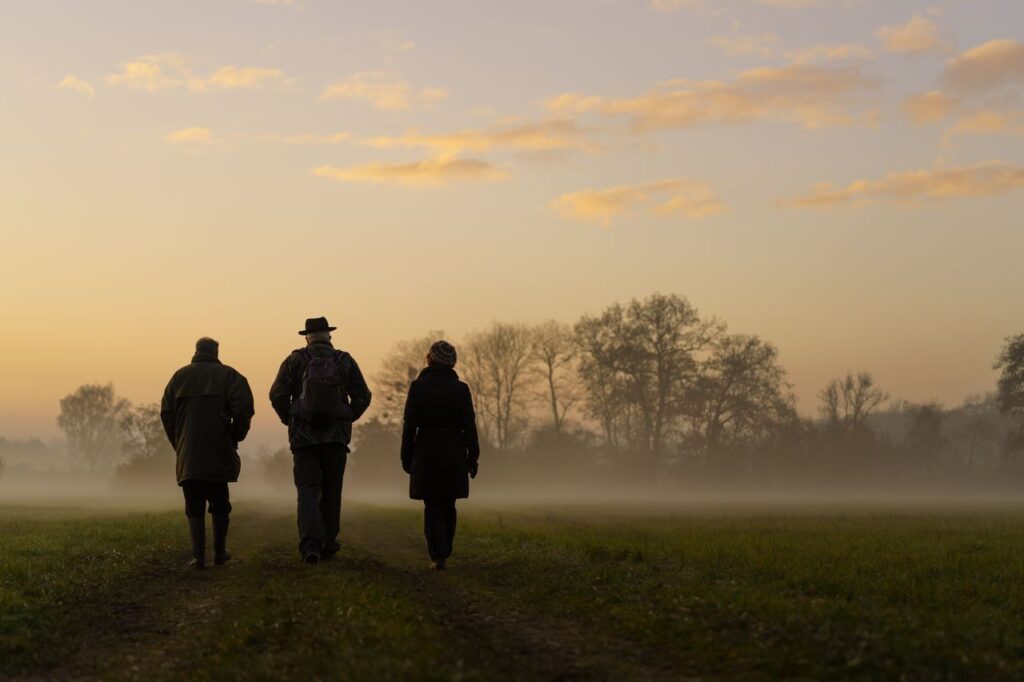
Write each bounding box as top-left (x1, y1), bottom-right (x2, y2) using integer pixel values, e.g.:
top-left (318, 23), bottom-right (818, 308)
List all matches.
top-left (876, 15), bottom-right (944, 54)
top-left (106, 54), bottom-right (284, 92)
top-left (364, 120), bottom-right (596, 156)
top-left (319, 72), bottom-right (448, 111)
top-left (106, 54), bottom-right (190, 91)
top-left (206, 66), bottom-right (284, 90)
top-left (902, 91), bottom-right (958, 124)
top-left (943, 39), bottom-right (1024, 93)
top-left (707, 33), bottom-right (778, 57)
top-left (312, 158), bottom-right (504, 186)
top-left (784, 43), bottom-right (873, 64)
top-left (786, 161), bottom-right (1024, 208)
top-left (945, 111), bottom-right (1024, 138)
top-left (551, 178), bottom-right (725, 226)
top-left (57, 74), bottom-right (95, 98)
top-left (546, 64), bottom-right (877, 131)
top-left (165, 127), bottom-right (213, 143)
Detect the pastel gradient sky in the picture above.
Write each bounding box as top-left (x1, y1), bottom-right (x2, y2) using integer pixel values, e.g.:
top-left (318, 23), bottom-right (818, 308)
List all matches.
top-left (2, 0), bottom-right (1022, 445)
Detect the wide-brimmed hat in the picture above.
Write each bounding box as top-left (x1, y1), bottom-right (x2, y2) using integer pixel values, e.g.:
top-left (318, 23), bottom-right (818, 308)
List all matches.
top-left (298, 317), bottom-right (337, 336)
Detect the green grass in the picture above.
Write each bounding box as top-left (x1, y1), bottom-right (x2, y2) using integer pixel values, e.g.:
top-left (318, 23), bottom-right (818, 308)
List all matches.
top-left (3, 502), bottom-right (1024, 680)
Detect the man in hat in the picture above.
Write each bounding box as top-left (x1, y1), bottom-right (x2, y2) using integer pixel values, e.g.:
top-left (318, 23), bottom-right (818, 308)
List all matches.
top-left (161, 337), bottom-right (254, 569)
top-left (269, 317), bottom-right (372, 563)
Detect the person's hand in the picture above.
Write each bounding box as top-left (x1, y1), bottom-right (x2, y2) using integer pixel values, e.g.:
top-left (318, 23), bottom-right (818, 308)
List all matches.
top-left (469, 463), bottom-right (478, 479)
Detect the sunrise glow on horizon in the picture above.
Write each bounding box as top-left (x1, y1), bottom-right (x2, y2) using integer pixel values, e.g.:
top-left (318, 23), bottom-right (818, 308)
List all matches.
top-left (2, 0), bottom-right (1022, 447)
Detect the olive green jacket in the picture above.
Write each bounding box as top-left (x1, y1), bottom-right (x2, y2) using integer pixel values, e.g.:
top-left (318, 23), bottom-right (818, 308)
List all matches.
top-left (161, 353), bottom-right (255, 484)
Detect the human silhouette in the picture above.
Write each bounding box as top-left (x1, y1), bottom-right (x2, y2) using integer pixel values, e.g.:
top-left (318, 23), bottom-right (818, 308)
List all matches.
top-left (400, 340), bottom-right (480, 569)
top-left (161, 337), bottom-right (254, 569)
top-left (269, 317), bottom-right (372, 563)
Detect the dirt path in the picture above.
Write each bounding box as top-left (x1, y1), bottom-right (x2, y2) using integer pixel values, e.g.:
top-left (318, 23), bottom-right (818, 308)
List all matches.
top-left (12, 510), bottom-right (290, 682)
top-left (340, 506), bottom-right (685, 682)
top-left (13, 506), bottom-right (684, 681)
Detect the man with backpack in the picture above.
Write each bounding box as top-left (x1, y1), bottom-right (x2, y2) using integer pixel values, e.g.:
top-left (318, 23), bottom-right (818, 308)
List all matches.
top-left (270, 317), bottom-right (372, 563)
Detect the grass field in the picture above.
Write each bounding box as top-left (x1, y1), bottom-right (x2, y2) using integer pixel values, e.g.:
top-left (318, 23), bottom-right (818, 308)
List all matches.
top-left (3, 500), bottom-right (1024, 681)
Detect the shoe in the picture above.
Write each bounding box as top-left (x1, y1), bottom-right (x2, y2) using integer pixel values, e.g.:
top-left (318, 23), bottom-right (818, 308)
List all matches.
top-left (430, 558), bottom-right (446, 570)
top-left (212, 514), bottom-right (231, 566)
top-left (188, 517), bottom-right (206, 570)
top-left (304, 551), bottom-right (321, 564)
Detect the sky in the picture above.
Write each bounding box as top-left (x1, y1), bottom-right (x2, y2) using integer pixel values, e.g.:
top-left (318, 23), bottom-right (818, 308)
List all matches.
top-left (2, 0), bottom-right (1023, 447)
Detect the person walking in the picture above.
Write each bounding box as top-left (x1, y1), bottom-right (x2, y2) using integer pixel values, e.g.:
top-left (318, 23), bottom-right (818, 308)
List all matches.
top-left (161, 337), bottom-right (254, 569)
top-left (269, 317), bottom-right (372, 563)
top-left (400, 340), bottom-right (480, 570)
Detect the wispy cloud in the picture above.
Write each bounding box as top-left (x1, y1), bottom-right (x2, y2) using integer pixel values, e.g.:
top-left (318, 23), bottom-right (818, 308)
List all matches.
top-left (551, 178), bottom-right (725, 226)
top-left (106, 54), bottom-right (191, 92)
top-left (707, 33), bottom-right (778, 58)
top-left (876, 14), bottom-right (945, 55)
top-left (262, 131), bottom-right (352, 145)
top-left (57, 74), bottom-right (94, 98)
top-left (319, 72), bottom-right (448, 111)
top-left (166, 127), bottom-right (213, 143)
top-left (942, 39), bottom-right (1024, 94)
top-left (648, 0), bottom-right (709, 13)
top-left (382, 38), bottom-right (416, 52)
top-left (945, 111), bottom-right (1024, 139)
top-left (364, 120), bottom-right (596, 158)
top-left (784, 43), bottom-right (873, 64)
top-left (106, 54), bottom-right (285, 92)
top-left (652, 0), bottom-right (846, 12)
top-left (902, 90), bottom-right (958, 124)
top-left (546, 64), bottom-right (877, 131)
top-left (785, 161), bottom-right (1024, 208)
top-left (312, 157), bottom-right (504, 186)
top-left (206, 66), bottom-right (284, 89)
top-left (757, 0), bottom-right (831, 7)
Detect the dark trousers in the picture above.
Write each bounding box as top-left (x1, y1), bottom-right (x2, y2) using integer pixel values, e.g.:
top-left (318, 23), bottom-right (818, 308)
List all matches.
top-left (181, 480), bottom-right (231, 519)
top-left (423, 498), bottom-right (457, 560)
top-left (293, 443), bottom-right (348, 556)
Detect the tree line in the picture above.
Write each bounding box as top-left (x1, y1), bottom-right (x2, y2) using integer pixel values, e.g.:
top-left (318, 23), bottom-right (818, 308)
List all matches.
top-left (360, 293), bottom-right (1024, 487)
top-left (20, 292), bottom-right (1024, 489)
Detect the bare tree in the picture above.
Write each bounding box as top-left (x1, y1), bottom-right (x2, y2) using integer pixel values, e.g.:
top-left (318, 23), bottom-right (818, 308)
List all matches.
top-left (575, 293), bottom-right (722, 471)
top-left (461, 322), bottom-right (535, 451)
top-left (818, 372), bottom-right (889, 433)
top-left (995, 335), bottom-right (1024, 416)
top-left (57, 383), bottom-right (130, 471)
top-left (530, 320), bottom-right (579, 433)
top-left (120, 403), bottom-right (173, 463)
top-left (689, 334), bottom-right (797, 459)
top-left (949, 395), bottom-right (1004, 469)
top-left (374, 330), bottom-right (447, 424)
top-left (995, 334), bottom-right (1024, 459)
top-left (902, 402), bottom-right (948, 468)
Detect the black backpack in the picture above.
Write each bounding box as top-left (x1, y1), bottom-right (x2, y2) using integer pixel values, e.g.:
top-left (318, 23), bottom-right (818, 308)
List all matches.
top-left (298, 350), bottom-right (347, 425)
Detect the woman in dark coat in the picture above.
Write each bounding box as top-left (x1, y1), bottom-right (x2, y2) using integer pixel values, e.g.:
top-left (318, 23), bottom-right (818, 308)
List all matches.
top-left (400, 340), bottom-right (480, 569)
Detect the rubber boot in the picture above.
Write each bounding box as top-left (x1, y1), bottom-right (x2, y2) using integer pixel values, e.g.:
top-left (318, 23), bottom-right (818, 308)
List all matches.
top-left (188, 517), bottom-right (206, 569)
top-left (212, 514), bottom-right (231, 566)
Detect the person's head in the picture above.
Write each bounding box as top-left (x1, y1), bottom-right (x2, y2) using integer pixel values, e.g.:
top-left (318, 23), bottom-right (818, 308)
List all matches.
top-left (195, 336), bottom-right (219, 358)
top-left (426, 340), bottom-right (457, 368)
top-left (305, 331), bottom-right (331, 346)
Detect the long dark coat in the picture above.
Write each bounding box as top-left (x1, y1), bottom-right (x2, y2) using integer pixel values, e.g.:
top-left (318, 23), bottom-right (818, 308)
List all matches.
top-left (161, 353), bottom-right (255, 484)
top-left (268, 341), bottom-right (372, 451)
top-left (401, 365), bottom-right (480, 500)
